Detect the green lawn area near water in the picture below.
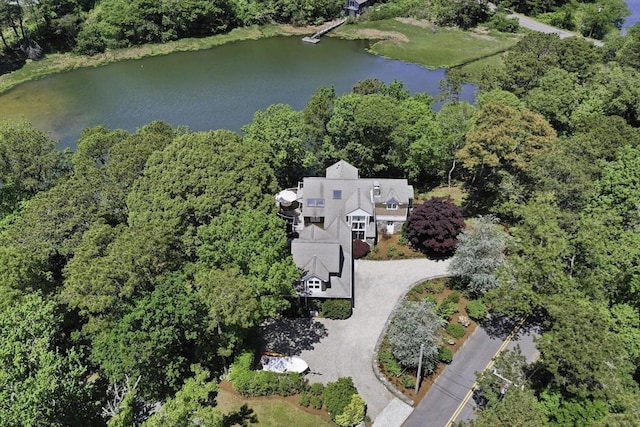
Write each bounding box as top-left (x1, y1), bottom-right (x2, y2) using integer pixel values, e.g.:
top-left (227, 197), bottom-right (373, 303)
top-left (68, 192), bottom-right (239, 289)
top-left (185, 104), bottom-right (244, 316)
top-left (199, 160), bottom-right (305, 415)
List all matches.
top-left (335, 19), bottom-right (520, 71)
top-left (216, 386), bottom-right (336, 427)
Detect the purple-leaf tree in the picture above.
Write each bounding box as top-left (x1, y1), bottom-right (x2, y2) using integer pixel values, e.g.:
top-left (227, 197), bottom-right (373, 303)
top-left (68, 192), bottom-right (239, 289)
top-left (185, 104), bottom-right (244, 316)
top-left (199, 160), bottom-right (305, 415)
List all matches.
top-left (405, 197), bottom-right (465, 258)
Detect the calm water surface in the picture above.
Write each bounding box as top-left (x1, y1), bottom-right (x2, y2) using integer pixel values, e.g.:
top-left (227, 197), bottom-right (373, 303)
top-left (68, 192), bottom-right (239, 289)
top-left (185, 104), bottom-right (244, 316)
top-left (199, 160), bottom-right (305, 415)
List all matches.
top-left (624, 0), bottom-right (640, 28)
top-left (0, 36), bottom-right (475, 148)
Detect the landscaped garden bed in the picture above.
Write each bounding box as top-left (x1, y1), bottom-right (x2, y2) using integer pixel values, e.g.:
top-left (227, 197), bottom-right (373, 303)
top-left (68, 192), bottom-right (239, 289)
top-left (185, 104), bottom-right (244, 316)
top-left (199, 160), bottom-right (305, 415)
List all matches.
top-left (377, 277), bottom-right (481, 403)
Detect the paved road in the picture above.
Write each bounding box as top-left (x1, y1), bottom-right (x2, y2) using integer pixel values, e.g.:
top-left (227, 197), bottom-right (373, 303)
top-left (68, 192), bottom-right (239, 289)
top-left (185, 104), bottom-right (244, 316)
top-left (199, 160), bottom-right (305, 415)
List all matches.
top-left (507, 12), bottom-right (604, 47)
top-left (261, 258), bottom-right (451, 419)
top-left (403, 319), bottom-right (540, 427)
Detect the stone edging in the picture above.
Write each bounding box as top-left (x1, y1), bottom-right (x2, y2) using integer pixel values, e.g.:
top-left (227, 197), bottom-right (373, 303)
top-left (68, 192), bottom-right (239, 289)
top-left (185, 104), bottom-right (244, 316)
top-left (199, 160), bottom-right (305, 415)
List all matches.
top-left (371, 273), bottom-right (451, 407)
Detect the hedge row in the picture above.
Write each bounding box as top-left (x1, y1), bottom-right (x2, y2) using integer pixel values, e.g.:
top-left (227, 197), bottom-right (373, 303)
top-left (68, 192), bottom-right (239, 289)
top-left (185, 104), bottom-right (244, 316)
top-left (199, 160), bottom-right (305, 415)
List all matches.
top-left (229, 352), bottom-right (307, 397)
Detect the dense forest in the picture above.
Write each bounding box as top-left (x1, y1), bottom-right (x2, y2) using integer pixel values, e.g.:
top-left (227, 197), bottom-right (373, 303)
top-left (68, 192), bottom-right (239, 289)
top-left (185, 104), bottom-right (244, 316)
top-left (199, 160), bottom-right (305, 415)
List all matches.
top-left (0, 0), bottom-right (630, 63)
top-left (1, 0), bottom-right (640, 425)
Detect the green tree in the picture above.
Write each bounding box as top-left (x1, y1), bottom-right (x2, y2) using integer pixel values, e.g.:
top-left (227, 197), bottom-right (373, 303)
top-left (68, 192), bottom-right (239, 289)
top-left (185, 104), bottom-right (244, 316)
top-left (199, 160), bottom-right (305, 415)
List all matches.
top-left (500, 33), bottom-right (562, 95)
top-left (0, 120), bottom-right (69, 197)
top-left (590, 145), bottom-right (640, 228)
top-left (457, 102), bottom-right (556, 211)
top-left (488, 193), bottom-right (573, 317)
top-left (433, 0), bottom-right (490, 29)
top-left (448, 215), bottom-right (508, 297)
top-left (525, 68), bottom-right (582, 133)
top-left (387, 300), bottom-right (445, 372)
top-left (579, 0), bottom-right (629, 40)
top-left (465, 388), bottom-right (549, 427)
top-left (141, 365), bottom-right (223, 427)
top-left (90, 274), bottom-right (215, 401)
top-left (394, 96), bottom-right (443, 182)
top-left (61, 222), bottom-right (181, 331)
top-left (197, 208), bottom-right (298, 317)
top-left (0, 293), bottom-right (98, 426)
top-left (323, 93), bottom-right (401, 177)
top-left (242, 103), bottom-right (314, 188)
top-left (193, 266), bottom-right (261, 369)
top-left (127, 129), bottom-right (278, 258)
top-left (302, 85), bottom-right (335, 152)
top-left (436, 101), bottom-right (475, 188)
top-left (537, 296), bottom-right (634, 400)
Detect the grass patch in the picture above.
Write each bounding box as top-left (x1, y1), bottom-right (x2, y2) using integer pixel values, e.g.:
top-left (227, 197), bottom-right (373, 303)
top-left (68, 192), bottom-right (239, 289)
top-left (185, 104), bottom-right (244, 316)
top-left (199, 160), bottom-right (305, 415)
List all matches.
top-left (217, 385), bottom-right (335, 427)
top-left (0, 24), bottom-right (315, 95)
top-left (418, 184), bottom-right (467, 206)
top-left (458, 52), bottom-right (507, 84)
top-left (334, 19), bottom-right (521, 70)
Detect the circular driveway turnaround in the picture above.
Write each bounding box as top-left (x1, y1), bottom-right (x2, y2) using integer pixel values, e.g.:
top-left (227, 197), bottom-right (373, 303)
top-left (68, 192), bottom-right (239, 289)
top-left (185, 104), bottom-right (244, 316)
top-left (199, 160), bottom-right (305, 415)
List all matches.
top-left (298, 258), bottom-right (451, 419)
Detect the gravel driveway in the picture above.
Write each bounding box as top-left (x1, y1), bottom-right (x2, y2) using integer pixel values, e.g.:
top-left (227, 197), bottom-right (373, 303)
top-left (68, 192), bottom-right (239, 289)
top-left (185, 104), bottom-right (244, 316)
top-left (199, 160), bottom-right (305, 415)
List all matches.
top-left (261, 258), bottom-right (450, 419)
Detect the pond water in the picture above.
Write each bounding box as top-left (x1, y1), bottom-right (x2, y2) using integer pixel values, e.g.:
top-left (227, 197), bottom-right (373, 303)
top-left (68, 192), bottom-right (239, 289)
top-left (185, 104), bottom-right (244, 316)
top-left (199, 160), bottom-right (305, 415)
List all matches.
top-left (0, 36), bottom-right (475, 149)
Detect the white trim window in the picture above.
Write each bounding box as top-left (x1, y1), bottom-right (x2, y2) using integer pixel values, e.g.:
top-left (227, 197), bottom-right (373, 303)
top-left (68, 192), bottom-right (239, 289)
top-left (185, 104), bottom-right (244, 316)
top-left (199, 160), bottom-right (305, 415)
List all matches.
top-left (307, 198), bottom-right (325, 207)
top-left (386, 200), bottom-right (398, 210)
top-left (307, 278), bottom-right (323, 292)
top-left (350, 215), bottom-right (367, 240)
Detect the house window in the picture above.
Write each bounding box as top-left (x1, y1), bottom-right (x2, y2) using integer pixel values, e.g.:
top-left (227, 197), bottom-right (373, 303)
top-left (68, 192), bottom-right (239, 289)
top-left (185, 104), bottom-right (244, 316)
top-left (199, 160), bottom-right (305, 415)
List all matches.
top-left (350, 215), bottom-right (367, 240)
top-left (307, 198), bottom-right (325, 207)
top-left (307, 278), bottom-right (322, 291)
top-left (386, 201), bottom-right (398, 210)
top-left (333, 190), bottom-right (342, 200)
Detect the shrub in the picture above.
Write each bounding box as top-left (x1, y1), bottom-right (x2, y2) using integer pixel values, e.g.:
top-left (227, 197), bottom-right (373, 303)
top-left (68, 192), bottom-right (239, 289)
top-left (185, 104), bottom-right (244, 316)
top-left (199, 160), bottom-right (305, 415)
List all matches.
top-left (386, 244), bottom-right (397, 258)
top-left (466, 299), bottom-right (488, 320)
top-left (229, 352), bottom-right (308, 397)
top-left (424, 294), bottom-right (438, 307)
top-left (405, 197), bottom-right (465, 258)
top-left (437, 301), bottom-right (459, 318)
top-left (324, 377), bottom-right (358, 420)
top-left (310, 382), bottom-right (325, 396)
top-left (335, 393), bottom-right (366, 427)
top-left (443, 290), bottom-right (461, 305)
top-left (353, 239), bottom-right (371, 259)
top-left (322, 299), bottom-right (352, 319)
top-left (438, 346), bottom-right (453, 363)
top-left (489, 12), bottom-right (519, 33)
top-left (446, 322), bottom-right (466, 339)
top-left (400, 374), bottom-right (416, 389)
top-left (299, 392), bottom-right (311, 407)
top-left (379, 348), bottom-right (402, 377)
top-left (310, 395), bottom-right (323, 410)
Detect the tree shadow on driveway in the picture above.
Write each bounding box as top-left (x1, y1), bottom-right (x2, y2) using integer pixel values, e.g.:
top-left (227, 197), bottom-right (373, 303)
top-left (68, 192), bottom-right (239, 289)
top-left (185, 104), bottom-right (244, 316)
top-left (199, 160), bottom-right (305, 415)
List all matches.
top-left (259, 317), bottom-right (328, 355)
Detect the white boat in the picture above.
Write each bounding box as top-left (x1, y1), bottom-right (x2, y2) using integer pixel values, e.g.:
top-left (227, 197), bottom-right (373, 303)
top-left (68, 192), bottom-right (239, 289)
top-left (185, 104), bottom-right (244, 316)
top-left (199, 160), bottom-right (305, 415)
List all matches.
top-left (259, 354), bottom-right (309, 374)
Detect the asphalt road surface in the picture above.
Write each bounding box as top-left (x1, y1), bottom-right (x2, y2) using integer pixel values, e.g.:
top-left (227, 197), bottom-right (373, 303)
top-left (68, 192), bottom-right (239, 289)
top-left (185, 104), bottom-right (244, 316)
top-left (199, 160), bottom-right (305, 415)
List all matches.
top-left (403, 318), bottom-right (541, 427)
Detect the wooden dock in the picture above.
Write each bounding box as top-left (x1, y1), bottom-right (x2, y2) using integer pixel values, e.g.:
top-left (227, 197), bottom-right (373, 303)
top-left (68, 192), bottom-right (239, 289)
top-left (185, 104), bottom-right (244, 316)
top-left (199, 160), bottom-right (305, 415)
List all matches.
top-left (302, 18), bottom-right (346, 44)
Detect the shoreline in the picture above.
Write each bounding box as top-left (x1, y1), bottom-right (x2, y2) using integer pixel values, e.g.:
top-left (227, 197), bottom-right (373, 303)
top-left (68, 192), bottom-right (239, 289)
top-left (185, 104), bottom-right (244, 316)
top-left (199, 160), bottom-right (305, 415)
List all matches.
top-left (0, 23), bottom-right (319, 95)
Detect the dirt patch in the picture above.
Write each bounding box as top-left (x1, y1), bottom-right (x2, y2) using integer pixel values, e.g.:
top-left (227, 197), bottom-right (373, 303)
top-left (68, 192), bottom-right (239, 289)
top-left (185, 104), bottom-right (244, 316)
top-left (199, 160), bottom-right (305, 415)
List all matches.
top-left (470, 27), bottom-right (496, 41)
top-left (342, 28), bottom-right (409, 43)
top-left (366, 233), bottom-right (424, 260)
top-left (395, 17), bottom-right (436, 30)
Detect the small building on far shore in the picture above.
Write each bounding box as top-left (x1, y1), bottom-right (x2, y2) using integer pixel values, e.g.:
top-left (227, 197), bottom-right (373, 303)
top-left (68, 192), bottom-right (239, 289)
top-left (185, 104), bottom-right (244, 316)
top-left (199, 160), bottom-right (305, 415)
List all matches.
top-left (345, 0), bottom-right (370, 17)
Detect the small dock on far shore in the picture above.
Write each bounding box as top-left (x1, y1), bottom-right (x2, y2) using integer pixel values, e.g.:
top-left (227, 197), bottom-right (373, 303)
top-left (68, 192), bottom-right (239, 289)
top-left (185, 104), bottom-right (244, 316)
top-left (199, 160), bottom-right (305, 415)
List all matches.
top-left (302, 18), bottom-right (346, 44)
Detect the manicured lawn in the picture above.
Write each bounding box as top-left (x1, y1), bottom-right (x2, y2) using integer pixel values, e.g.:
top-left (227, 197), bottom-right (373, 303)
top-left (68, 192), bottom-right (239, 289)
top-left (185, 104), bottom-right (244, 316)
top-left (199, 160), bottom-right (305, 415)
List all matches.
top-left (335, 19), bottom-right (520, 70)
top-left (216, 384), bottom-right (335, 427)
